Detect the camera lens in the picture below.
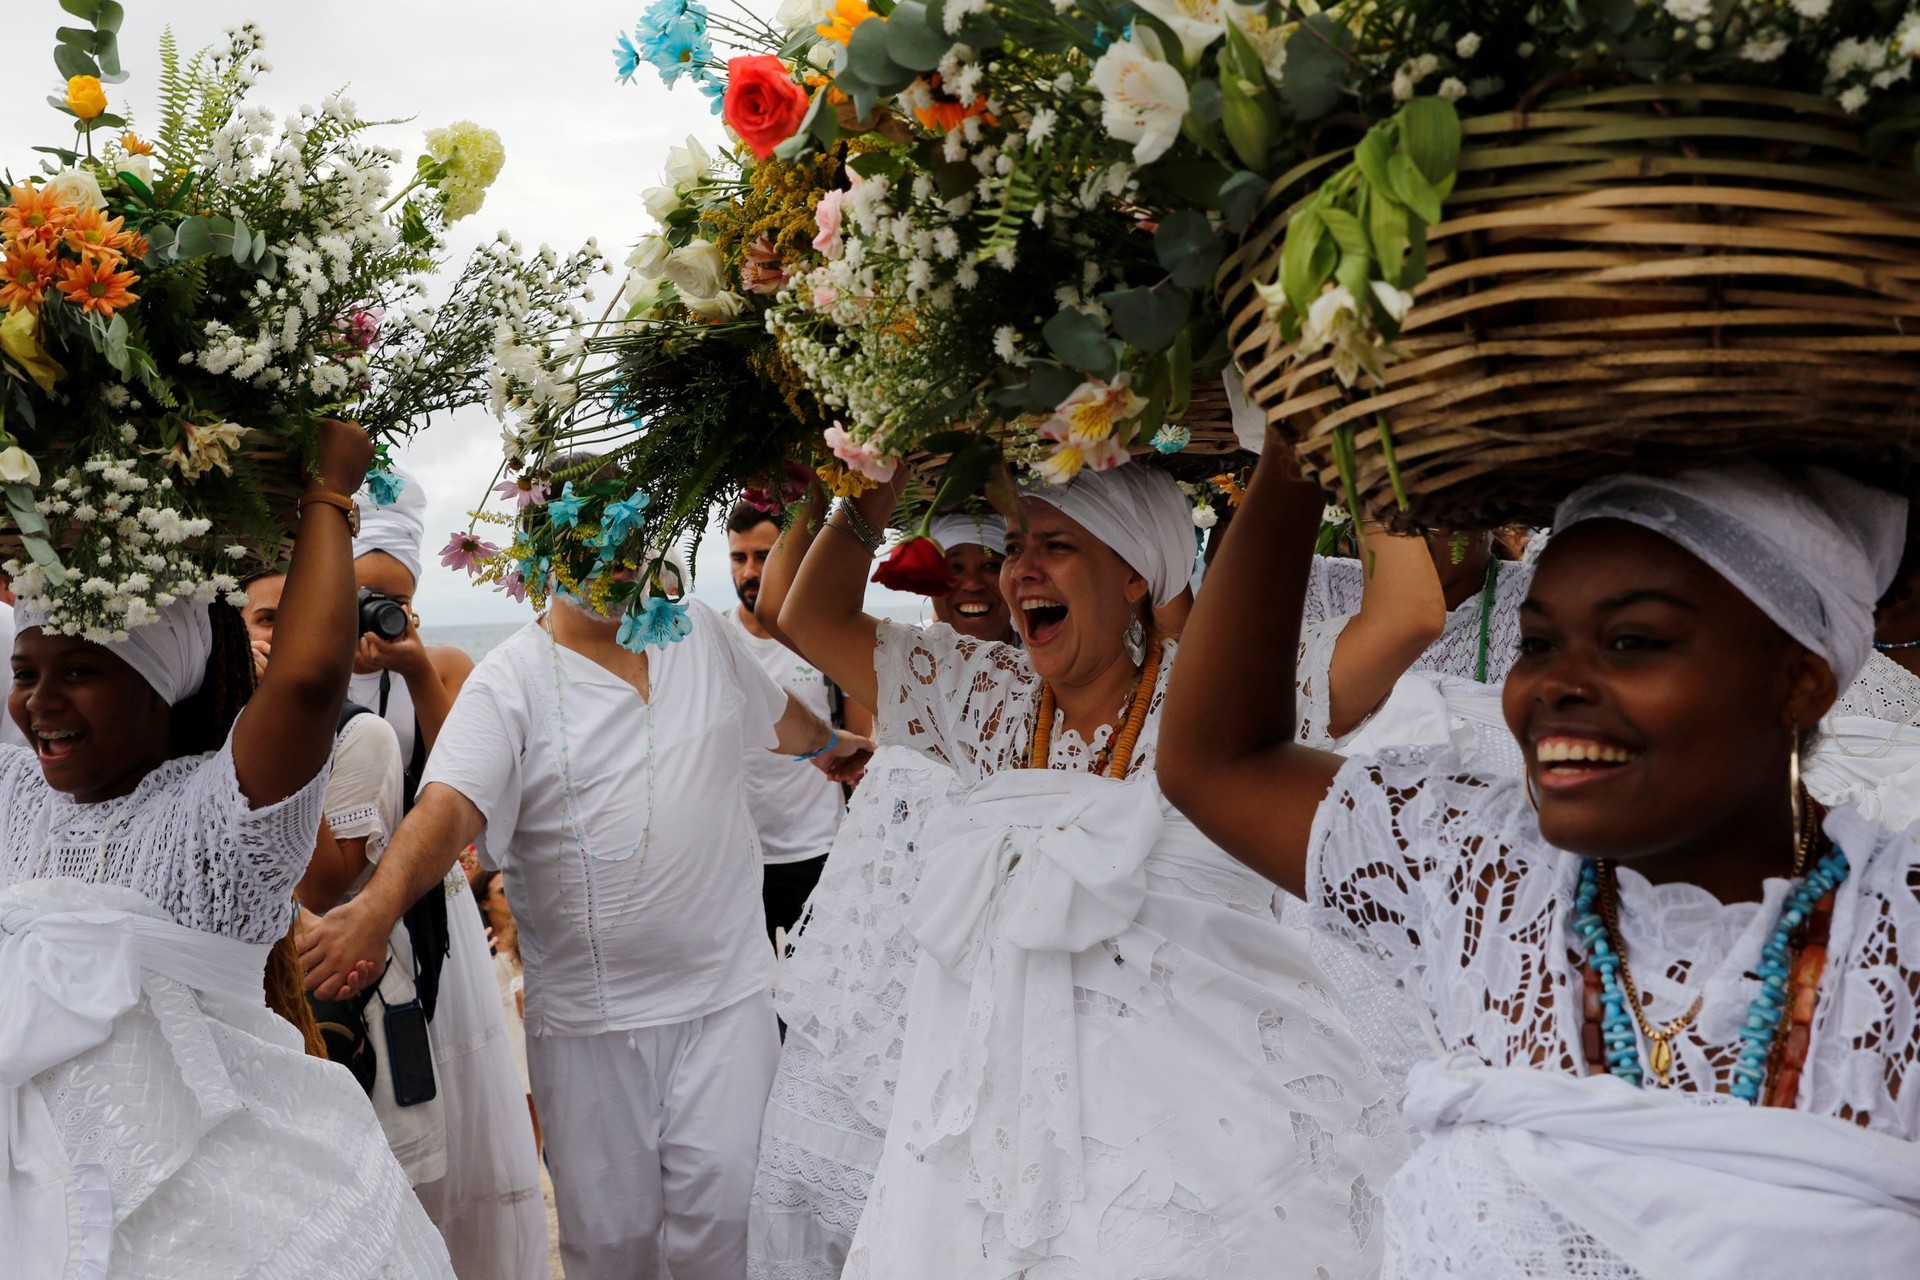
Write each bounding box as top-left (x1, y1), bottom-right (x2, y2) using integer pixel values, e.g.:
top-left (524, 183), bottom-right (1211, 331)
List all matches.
top-left (357, 588), bottom-right (410, 641)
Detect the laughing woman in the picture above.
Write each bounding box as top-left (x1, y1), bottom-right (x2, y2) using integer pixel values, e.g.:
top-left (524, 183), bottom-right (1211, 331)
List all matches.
top-left (779, 463), bottom-right (1416, 1280)
top-left (0, 420), bottom-right (453, 1278)
top-left (1159, 445), bottom-right (1920, 1277)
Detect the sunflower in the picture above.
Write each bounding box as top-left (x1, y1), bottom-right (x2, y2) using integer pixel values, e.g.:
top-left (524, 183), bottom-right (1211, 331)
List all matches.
top-left (56, 257), bottom-right (140, 317)
top-left (0, 242), bottom-right (60, 313)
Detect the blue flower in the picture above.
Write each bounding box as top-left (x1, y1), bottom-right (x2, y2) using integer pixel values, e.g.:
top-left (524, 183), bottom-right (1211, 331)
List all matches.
top-left (600, 490), bottom-right (652, 544)
top-left (696, 72), bottom-right (726, 116)
top-left (630, 0), bottom-right (715, 88)
top-left (617, 594), bottom-right (693, 651)
top-left (613, 31), bottom-right (641, 83)
top-left (1150, 424), bottom-right (1192, 455)
top-left (546, 481), bottom-right (587, 529)
top-left (364, 464), bottom-right (407, 506)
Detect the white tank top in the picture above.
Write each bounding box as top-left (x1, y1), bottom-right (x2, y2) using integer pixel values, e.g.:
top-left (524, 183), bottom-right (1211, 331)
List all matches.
top-left (348, 668), bottom-right (417, 763)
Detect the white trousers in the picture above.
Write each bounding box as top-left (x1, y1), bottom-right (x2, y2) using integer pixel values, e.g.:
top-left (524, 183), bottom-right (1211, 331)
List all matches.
top-left (530, 992), bottom-right (782, 1280)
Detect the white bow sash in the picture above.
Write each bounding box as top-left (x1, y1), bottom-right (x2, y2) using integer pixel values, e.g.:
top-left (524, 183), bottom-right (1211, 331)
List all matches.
top-left (2, 892), bottom-right (272, 1280)
top-left (1402, 1057), bottom-right (1920, 1279)
top-left (908, 768), bottom-right (1162, 1247)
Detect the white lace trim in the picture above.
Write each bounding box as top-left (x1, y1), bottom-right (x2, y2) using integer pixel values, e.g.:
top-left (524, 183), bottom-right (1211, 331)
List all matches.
top-left (1307, 555), bottom-right (1533, 685)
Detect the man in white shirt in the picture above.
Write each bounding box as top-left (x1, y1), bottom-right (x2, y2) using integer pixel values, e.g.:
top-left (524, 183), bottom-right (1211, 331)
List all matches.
top-left (724, 502), bottom-right (869, 944)
top-left (300, 591), bottom-right (871, 1280)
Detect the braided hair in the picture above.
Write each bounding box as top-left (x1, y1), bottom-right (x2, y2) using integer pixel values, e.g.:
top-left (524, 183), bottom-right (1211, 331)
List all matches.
top-left (173, 601), bottom-right (327, 1055)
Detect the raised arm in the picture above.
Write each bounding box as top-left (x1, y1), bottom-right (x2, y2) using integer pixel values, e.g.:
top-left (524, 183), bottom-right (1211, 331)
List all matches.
top-left (232, 420), bottom-right (371, 808)
top-left (1157, 436), bottom-right (1347, 898)
top-left (1323, 523), bottom-right (1448, 738)
top-left (778, 472), bottom-right (907, 712)
top-left (753, 480), bottom-right (828, 653)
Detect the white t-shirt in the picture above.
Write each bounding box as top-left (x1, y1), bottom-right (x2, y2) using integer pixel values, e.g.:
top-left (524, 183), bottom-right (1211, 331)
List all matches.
top-left (725, 606), bottom-right (845, 865)
top-left (0, 601), bottom-right (26, 750)
top-left (422, 602), bottom-right (784, 1037)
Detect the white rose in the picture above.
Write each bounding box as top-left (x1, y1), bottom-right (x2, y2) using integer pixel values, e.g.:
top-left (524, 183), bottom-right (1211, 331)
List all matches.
top-left (0, 445), bottom-right (43, 486)
top-left (774, 0), bottom-right (833, 32)
top-left (44, 167), bottom-right (107, 211)
top-left (117, 152), bottom-right (155, 188)
top-left (1192, 504), bottom-right (1219, 530)
top-left (685, 290), bottom-right (748, 320)
top-left (623, 272), bottom-right (671, 317)
top-left (626, 235), bottom-right (672, 279)
top-left (664, 136), bottom-right (712, 189)
top-left (643, 185), bottom-right (682, 224)
top-left (664, 240), bottom-right (727, 300)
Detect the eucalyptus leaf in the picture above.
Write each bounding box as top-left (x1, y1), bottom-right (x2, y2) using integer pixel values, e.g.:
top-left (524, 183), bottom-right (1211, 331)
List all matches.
top-left (1101, 284), bottom-right (1191, 354)
top-left (1043, 307), bottom-right (1119, 377)
top-left (848, 17), bottom-right (916, 93)
top-left (885, 2), bottom-right (950, 73)
top-left (95, 0), bottom-right (125, 33)
top-left (1188, 79), bottom-right (1225, 126)
top-left (1026, 361), bottom-right (1081, 410)
top-left (56, 26), bottom-right (93, 49)
top-left (58, 0), bottom-right (99, 22)
top-left (1154, 210), bottom-right (1223, 289)
top-left (1218, 170), bottom-right (1265, 233)
top-left (848, 150), bottom-right (903, 179)
top-left (1281, 15), bottom-right (1351, 121)
top-left (53, 44), bottom-right (101, 81)
top-left (95, 31), bottom-right (120, 77)
top-left (173, 217), bottom-right (215, 258)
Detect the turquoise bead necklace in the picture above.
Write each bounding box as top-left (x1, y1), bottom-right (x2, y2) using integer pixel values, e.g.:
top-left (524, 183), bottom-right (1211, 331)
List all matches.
top-left (1572, 846), bottom-right (1850, 1101)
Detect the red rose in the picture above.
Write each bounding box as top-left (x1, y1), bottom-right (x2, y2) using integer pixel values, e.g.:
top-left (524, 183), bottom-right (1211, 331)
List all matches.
top-left (724, 56), bottom-right (811, 161)
top-left (871, 535), bottom-right (956, 597)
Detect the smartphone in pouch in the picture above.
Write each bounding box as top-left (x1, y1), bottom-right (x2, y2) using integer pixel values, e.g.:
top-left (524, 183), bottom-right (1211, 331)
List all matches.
top-left (382, 997), bottom-right (438, 1108)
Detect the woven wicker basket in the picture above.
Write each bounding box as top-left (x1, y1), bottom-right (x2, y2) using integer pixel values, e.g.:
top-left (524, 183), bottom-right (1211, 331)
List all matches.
top-left (1221, 84), bottom-right (1920, 528)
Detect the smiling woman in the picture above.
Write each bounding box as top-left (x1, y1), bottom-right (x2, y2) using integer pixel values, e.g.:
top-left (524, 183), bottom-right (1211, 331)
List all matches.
top-left (1158, 444), bottom-right (1920, 1278)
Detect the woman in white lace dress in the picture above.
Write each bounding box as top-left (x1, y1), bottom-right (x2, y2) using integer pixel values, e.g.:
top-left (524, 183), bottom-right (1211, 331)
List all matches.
top-left (747, 495), bottom-right (1016, 1279)
top-left (1163, 447), bottom-right (1920, 1277)
top-left (0, 421), bottom-right (452, 1279)
top-left (781, 463), bottom-right (1415, 1280)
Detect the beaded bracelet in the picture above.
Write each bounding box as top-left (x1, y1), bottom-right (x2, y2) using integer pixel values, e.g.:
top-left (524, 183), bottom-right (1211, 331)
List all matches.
top-left (794, 727), bottom-right (840, 762)
top-left (836, 500), bottom-right (885, 556)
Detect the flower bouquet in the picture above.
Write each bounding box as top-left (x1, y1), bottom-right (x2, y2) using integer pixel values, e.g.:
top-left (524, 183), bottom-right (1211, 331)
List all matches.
top-left (0, 5), bottom-right (599, 639)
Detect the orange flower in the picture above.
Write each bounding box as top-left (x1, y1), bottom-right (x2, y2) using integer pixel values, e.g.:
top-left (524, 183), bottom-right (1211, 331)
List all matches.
top-left (911, 75), bottom-right (996, 132)
top-left (816, 0), bottom-right (874, 45)
top-left (804, 72), bottom-right (849, 106)
top-left (121, 133), bottom-right (155, 155)
top-left (63, 207), bottom-right (135, 265)
top-left (0, 242), bottom-right (59, 313)
top-left (1, 184), bottom-right (75, 246)
top-left (1211, 473), bottom-right (1248, 507)
top-left (57, 258), bottom-right (139, 317)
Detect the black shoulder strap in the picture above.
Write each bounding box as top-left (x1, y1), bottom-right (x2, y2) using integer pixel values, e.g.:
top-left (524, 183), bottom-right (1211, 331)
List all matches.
top-left (336, 700), bottom-right (374, 736)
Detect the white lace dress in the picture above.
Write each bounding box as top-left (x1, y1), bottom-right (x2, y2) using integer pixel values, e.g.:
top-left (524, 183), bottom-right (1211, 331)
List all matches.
top-left (1304, 745), bottom-right (1920, 1278)
top-left (749, 744), bottom-right (959, 1280)
top-left (843, 624), bottom-right (1409, 1280)
top-left (1305, 555), bottom-right (1533, 684)
top-left (1837, 651), bottom-right (1920, 723)
top-left (0, 739), bottom-right (454, 1279)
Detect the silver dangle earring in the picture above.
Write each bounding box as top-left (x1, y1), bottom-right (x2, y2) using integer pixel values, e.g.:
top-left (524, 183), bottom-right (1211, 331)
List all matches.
top-left (1124, 616), bottom-right (1147, 666)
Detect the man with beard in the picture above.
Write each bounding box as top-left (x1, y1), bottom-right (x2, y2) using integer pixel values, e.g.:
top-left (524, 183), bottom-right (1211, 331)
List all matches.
top-left (724, 501), bottom-right (871, 946)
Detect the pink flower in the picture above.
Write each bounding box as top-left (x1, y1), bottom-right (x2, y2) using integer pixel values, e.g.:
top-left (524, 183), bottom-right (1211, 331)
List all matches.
top-left (824, 423), bottom-right (898, 484)
top-left (500, 570), bottom-right (528, 603)
top-left (494, 475), bottom-right (549, 509)
top-left (440, 531), bottom-right (500, 575)
top-left (812, 283), bottom-right (838, 308)
top-left (812, 187), bottom-right (847, 259)
top-left (739, 237), bottom-right (788, 294)
top-left (1039, 374), bottom-right (1146, 448)
top-left (742, 458), bottom-right (816, 511)
top-left (1034, 435), bottom-right (1129, 486)
top-left (342, 306), bottom-right (383, 351)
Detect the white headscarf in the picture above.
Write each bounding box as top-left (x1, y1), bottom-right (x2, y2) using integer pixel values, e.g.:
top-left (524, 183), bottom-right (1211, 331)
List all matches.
top-left (1555, 462), bottom-right (1907, 689)
top-left (1020, 463), bottom-right (1196, 607)
top-left (15, 596), bottom-right (213, 706)
top-left (929, 511), bottom-right (1008, 553)
top-left (353, 464), bottom-right (427, 585)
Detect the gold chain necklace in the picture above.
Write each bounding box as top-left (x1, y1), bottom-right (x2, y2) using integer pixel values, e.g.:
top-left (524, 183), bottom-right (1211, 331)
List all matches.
top-left (1029, 641), bottom-right (1161, 781)
top-left (1595, 859), bottom-right (1704, 1086)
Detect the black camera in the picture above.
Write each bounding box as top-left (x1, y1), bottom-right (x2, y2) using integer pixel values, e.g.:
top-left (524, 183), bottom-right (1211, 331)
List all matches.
top-left (357, 587), bottom-right (410, 641)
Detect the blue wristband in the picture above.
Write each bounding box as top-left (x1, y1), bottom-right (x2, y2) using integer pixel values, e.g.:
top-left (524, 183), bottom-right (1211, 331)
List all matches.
top-left (794, 727), bottom-right (839, 762)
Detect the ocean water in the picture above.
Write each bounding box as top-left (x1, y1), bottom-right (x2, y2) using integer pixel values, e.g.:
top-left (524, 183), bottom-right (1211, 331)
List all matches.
top-left (422, 622), bottom-right (524, 662)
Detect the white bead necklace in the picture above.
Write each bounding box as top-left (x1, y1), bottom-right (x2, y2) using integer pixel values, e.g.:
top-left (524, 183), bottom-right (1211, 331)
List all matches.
top-left (545, 627), bottom-right (654, 939)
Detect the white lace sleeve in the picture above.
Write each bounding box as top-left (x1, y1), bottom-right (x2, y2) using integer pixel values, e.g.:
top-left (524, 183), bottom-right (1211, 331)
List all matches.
top-left (1306, 555), bottom-right (1365, 627)
top-left (1294, 615), bottom-right (1352, 749)
top-left (325, 714), bottom-right (404, 859)
top-left (874, 621), bottom-right (1039, 784)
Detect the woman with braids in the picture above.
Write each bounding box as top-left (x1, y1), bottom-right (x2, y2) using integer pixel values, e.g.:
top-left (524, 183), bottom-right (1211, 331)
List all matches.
top-left (1158, 440), bottom-right (1920, 1277)
top-left (778, 461), bottom-right (1431, 1280)
top-left (0, 420), bottom-right (454, 1278)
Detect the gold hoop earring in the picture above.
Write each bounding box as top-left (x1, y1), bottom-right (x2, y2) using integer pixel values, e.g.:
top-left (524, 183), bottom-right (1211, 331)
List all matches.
top-left (1789, 730), bottom-right (1809, 877)
top-left (1524, 768), bottom-right (1541, 817)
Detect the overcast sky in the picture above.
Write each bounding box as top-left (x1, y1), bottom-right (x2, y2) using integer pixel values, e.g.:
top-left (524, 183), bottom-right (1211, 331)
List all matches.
top-left (4, 0), bottom-right (927, 627)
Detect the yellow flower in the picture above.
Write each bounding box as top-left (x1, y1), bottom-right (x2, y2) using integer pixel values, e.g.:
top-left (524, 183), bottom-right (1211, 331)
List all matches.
top-left (0, 307), bottom-right (67, 393)
top-left (816, 0), bottom-right (875, 45)
top-left (65, 75), bottom-right (108, 121)
top-left (816, 460), bottom-right (876, 499)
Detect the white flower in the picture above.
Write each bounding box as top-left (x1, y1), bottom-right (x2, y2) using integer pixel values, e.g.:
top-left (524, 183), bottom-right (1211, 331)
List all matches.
top-left (685, 289), bottom-right (748, 320)
top-left (1663, 0), bottom-right (1711, 22)
top-left (1225, 7), bottom-right (1291, 82)
top-left (0, 446), bottom-right (41, 485)
top-left (774, 0), bottom-right (834, 31)
top-left (1438, 77), bottom-right (1467, 102)
top-left (1027, 107), bottom-right (1057, 147)
top-left (1741, 36), bottom-right (1790, 63)
top-left (663, 135), bottom-right (712, 189)
top-left (1370, 280), bottom-right (1415, 324)
top-left (1899, 15), bottom-right (1920, 61)
top-left (627, 235), bottom-right (672, 279)
top-left (1090, 36), bottom-right (1191, 165)
top-left (44, 168), bottom-right (107, 210)
top-left (1789, 0), bottom-right (1831, 17)
top-left (1839, 84), bottom-right (1870, 113)
top-left (1456, 32), bottom-right (1482, 58)
top-left (117, 152), bottom-right (154, 187)
top-left (1132, 0), bottom-right (1227, 65)
top-left (643, 185), bottom-right (682, 224)
top-left (664, 240), bottom-right (727, 299)
top-left (1192, 503), bottom-right (1219, 529)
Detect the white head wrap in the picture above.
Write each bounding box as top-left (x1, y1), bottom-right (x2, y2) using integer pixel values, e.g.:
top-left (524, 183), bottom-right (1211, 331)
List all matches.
top-left (15, 596), bottom-right (213, 705)
top-left (1020, 463), bottom-right (1197, 607)
top-left (1554, 462), bottom-right (1907, 689)
top-left (353, 464), bottom-right (427, 585)
top-left (928, 511), bottom-right (1008, 553)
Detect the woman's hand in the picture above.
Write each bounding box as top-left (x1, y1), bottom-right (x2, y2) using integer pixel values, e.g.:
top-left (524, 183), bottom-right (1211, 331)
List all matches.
top-left (810, 730), bottom-right (874, 784)
top-left (314, 418), bottom-right (375, 496)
